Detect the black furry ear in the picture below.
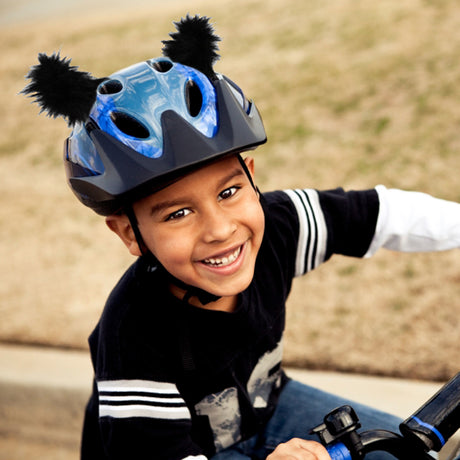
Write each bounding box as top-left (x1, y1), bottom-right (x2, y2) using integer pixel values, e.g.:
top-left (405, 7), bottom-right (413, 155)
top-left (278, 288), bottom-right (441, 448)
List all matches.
top-left (162, 15), bottom-right (221, 80)
top-left (22, 52), bottom-right (106, 126)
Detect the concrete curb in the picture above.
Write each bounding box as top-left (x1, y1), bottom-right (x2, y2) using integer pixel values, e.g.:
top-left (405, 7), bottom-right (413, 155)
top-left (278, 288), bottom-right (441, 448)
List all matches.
top-left (0, 344), bottom-right (458, 459)
top-left (0, 344), bottom-right (92, 460)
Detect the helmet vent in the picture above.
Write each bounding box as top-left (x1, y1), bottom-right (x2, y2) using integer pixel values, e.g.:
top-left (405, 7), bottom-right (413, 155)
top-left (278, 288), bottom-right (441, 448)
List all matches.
top-left (150, 60), bottom-right (173, 73)
top-left (98, 79), bottom-right (123, 95)
top-left (185, 80), bottom-right (203, 117)
top-left (110, 112), bottom-right (150, 139)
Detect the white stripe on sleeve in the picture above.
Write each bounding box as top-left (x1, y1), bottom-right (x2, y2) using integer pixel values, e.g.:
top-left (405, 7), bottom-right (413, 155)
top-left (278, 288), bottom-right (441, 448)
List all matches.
top-left (283, 189), bottom-right (328, 276)
top-left (97, 379), bottom-right (191, 421)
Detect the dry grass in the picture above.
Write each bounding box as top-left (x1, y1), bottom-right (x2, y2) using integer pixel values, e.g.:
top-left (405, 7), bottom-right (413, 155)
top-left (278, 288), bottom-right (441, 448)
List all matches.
top-left (1, 0), bottom-right (459, 381)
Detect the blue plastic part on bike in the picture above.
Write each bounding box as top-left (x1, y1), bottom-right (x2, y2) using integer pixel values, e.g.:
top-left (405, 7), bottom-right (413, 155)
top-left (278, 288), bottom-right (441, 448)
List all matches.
top-left (411, 416), bottom-right (446, 447)
top-left (327, 442), bottom-right (352, 460)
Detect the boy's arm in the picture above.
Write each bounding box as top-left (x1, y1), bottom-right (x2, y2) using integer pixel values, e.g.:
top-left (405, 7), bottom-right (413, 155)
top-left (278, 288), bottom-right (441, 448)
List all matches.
top-left (93, 376), bottom-right (209, 460)
top-left (365, 185), bottom-right (460, 257)
top-left (281, 185), bottom-right (459, 276)
top-left (84, 303), bottom-right (211, 460)
top-left (283, 187), bottom-right (380, 275)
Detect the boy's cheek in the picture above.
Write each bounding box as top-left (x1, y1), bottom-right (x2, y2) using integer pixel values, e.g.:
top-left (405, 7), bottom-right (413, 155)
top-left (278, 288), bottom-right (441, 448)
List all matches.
top-left (152, 242), bottom-right (188, 266)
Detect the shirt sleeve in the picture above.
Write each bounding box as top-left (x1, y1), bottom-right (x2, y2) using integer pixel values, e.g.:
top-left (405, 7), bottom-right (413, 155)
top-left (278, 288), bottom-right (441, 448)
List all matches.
top-left (365, 185), bottom-right (460, 257)
top-left (89, 332), bottom-right (208, 460)
top-left (283, 187), bottom-right (380, 276)
top-left (282, 189), bottom-right (329, 276)
top-left (96, 377), bottom-right (207, 460)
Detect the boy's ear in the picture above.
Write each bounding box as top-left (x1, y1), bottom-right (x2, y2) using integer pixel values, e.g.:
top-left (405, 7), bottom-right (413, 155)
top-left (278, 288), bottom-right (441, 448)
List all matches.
top-left (105, 214), bottom-right (143, 256)
top-left (244, 156), bottom-right (255, 180)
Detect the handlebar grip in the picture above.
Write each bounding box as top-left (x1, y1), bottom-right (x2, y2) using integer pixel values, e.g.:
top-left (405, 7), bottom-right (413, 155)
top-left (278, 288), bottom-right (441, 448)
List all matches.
top-left (399, 372), bottom-right (460, 452)
top-left (327, 442), bottom-right (352, 460)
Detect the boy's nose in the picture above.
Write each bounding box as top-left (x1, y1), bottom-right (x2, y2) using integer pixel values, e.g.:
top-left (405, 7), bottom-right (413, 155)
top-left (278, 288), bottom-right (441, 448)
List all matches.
top-left (201, 207), bottom-right (237, 243)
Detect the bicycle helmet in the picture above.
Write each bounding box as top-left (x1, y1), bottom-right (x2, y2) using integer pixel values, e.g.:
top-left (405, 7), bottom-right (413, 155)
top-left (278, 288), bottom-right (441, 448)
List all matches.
top-left (23, 15), bottom-right (267, 216)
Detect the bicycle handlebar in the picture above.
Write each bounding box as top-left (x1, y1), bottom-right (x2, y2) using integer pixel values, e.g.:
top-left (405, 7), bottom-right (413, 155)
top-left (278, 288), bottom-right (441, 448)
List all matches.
top-left (325, 431), bottom-right (434, 460)
top-left (311, 372), bottom-right (460, 460)
top-left (399, 372), bottom-right (460, 453)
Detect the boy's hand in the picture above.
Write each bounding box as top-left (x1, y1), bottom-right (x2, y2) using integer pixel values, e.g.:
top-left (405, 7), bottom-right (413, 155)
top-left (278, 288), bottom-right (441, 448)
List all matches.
top-left (266, 438), bottom-right (331, 459)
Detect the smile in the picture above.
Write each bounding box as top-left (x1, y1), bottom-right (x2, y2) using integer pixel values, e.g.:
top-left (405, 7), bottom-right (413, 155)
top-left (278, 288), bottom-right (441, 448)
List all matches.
top-left (203, 246), bottom-right (242, 267)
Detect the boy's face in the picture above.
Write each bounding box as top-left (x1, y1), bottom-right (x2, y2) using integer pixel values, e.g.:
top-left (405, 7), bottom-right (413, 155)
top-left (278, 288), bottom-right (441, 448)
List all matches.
top-left (108, 155), bottom-right (265, 310)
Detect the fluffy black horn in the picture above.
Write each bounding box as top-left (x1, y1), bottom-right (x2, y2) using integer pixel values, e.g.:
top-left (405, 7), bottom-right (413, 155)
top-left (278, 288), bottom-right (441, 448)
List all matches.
top-left (22, 52), bottom-right (106, 126)
top-left (162, 15), bottom-right (221, 80)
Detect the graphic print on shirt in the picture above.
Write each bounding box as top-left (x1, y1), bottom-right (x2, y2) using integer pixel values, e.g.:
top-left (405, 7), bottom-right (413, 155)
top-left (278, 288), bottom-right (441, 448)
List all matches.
top-left (247, 339), bottom-right (283, 408)
top-left (194, 387), bottom-right (241, 451)
top-left (194, 341), bottom-right (283, 452)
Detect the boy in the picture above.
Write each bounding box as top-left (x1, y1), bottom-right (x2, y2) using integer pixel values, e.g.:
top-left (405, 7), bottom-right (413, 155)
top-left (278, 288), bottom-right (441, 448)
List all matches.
top-left (23, 15), bottom-right (460, 460)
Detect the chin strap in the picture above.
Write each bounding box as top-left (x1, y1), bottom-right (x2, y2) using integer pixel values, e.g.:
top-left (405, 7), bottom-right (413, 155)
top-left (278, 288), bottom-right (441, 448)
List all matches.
top-left (236, 153), bottom-right (256, 191)
top-left (124, 206), bottom-right (149, 255)
top-left (124, 153), bottom-right (257, 306)
top-left (169, 275), bottom-right (221, 305)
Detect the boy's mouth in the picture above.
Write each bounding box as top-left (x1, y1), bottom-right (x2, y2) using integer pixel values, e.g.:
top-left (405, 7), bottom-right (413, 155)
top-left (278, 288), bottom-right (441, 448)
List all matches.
top-left (202, 245), bottom-right (242, 267)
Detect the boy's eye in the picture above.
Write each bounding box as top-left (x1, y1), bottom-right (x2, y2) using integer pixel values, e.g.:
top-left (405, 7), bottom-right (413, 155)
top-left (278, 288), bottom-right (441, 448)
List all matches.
top-left (166, 208), bottom-right (191, 221)
top-left (218, 186), bottom-right (239, 201)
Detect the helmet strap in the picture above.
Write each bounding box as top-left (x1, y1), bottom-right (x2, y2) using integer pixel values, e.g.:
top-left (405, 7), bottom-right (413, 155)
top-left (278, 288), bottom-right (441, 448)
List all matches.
top-left (124, 206), bottom-right (150, 256)
top-left (236, 153), bottom-right (257, 191)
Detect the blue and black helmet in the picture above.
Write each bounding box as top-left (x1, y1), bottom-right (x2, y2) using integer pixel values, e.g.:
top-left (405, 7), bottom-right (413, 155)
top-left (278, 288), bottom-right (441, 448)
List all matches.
top-left (23, 15), bottom-right (266, 215)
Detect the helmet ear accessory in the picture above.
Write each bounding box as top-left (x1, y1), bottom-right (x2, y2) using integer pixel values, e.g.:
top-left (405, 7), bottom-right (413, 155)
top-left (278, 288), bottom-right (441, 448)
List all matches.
top-left (162, 14), bottom-right (220, 81)
top-left (22, 52), bottom-right (105, 127)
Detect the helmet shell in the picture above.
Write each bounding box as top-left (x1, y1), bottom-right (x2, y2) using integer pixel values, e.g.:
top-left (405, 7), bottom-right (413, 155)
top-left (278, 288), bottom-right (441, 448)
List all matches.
top-left (64, 57), bottom-right (266, 215)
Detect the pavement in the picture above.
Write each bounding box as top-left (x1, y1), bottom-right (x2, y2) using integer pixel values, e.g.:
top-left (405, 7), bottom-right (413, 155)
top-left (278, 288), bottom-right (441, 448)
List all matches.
top-left (0, 343), bottom-right (458, 460)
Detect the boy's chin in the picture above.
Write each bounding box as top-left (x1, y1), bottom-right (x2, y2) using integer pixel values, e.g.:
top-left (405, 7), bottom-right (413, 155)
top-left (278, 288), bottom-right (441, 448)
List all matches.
top-left (206, 278), bottom-right (253, 300)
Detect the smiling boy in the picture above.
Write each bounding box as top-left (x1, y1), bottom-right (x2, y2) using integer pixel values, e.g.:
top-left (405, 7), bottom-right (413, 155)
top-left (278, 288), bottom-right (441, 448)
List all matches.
top-left (107, 155), bottom-right (264, 312)
top-left (23, 15), bottom-right (460, 460)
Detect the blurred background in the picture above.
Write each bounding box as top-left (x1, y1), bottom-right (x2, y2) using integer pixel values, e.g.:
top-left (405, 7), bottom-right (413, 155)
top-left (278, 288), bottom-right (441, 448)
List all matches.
top-left (1, 0), bottom-right (459, 455)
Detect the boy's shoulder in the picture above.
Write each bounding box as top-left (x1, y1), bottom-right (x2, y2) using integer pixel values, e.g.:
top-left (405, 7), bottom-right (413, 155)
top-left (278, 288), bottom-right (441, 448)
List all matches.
top-left (261, 189), bottom-right (299, 223)
top-left (260, 189), bottom-right (302, 237)
top-left (262, 189), bottom-right (295, 207)
top-left (101, 257), bottom-right (150, 315)
top-left (96, 256), bottom-right (171, 340)
top-left (89, 257), bottom-right (180, 375)
top-left (106, 256), bottom-right (152, 299)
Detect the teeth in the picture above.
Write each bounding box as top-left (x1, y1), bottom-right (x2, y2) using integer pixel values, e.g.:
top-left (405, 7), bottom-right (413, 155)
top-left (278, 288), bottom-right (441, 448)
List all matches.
top-left (204, 246), bottom-right (241, 267)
